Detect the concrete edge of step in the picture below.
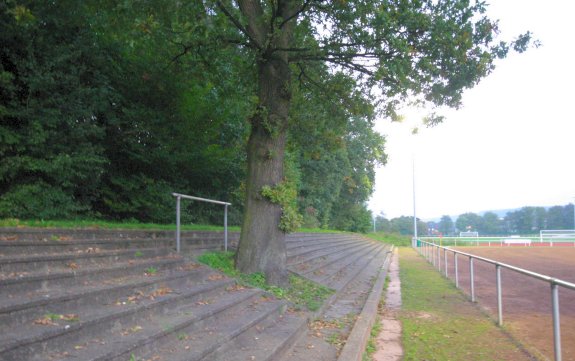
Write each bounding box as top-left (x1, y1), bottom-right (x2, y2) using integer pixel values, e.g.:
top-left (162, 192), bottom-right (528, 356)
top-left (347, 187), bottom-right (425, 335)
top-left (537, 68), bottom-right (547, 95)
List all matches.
top-left (336, 245), bottom-right (394, 361)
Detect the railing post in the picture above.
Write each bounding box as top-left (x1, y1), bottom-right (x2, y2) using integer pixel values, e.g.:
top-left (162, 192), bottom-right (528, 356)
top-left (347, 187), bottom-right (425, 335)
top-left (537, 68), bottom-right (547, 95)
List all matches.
top-left (224, 204), bottom-right (228, 252)
top-left (454, 253), bottom-right (459, 288)
top-left (551, 283), bottom-right (562, 361)
top-left (470, 257), bottom-right (475, 302)
top-left (176, 195), bottom-right (181, 253)
top-left (437, 246), bottom-right (441, 271)
top-left (444, 249), bottom-right (448, 277)
top-left (496, 264), bottom-right (503, 326)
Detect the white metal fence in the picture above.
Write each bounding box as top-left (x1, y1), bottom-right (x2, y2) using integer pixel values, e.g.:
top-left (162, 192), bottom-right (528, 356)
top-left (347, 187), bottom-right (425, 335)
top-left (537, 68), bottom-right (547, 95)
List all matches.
top-left (415, 240), bottom-right (575, 361)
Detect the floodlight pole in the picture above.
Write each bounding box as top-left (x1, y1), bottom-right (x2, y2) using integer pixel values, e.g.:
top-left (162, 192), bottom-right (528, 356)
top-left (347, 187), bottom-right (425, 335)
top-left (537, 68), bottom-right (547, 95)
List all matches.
top-left (412, 156), bottom-right (418, 247)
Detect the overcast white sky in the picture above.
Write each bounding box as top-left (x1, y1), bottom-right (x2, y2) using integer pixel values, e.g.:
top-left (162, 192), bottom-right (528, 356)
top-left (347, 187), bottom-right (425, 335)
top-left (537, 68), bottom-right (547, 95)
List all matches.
top-left (369, 0), bottom-right (575, 221)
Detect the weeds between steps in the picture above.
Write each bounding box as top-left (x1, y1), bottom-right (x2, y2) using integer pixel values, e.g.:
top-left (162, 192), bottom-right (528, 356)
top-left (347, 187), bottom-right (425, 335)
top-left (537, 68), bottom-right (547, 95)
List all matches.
top-left (197, 251), bottom-right (334, 312)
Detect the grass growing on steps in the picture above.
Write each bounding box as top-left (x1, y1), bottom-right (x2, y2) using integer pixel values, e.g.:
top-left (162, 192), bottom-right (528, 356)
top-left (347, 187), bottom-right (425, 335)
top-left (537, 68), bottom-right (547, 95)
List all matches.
top-left (366, 232), bottom-right (412, 247)
top-left (399, 248), bottom-right (534, 361)
top-left (0, 218), bottom-right (241, 231)
top-left (197, 251), bottom-right (334, 312)
top-left (0, 218), bottom-right (345, 233)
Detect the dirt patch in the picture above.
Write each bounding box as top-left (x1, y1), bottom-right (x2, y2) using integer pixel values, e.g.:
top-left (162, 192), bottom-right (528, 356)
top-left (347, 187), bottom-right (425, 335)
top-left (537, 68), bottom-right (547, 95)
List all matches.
top-left (450, 247), bottom-right (575, 361)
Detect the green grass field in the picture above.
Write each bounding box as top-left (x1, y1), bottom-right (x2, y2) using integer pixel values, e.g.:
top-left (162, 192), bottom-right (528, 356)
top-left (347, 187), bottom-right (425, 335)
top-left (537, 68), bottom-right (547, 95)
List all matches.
top-left (399, 247), bottom-right (534, 361)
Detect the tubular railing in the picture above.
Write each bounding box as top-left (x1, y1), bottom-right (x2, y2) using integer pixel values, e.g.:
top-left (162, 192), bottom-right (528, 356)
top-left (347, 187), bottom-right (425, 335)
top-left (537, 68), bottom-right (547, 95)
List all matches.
top-left (416, 240), bottom-right (575, 361)
top-left (172, 193), bottom-right (231, 253)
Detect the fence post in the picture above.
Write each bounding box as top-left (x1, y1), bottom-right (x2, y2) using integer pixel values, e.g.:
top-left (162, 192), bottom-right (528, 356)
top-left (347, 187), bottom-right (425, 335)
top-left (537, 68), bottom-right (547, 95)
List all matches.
top-left (470, 257), bottom-right (475, 302)
top-left (224, 204), bottom-right (228, 252)
top-left (551, 283), bottom-right (562, 361)
top-left (454, 253), bottom-right (459, 288)
top-left (496, 264), bottom-right (502, 326)
top-left (437, 246), bottom-right (441, 270)
top-left (176, 195), bottom-right (181, 253)
top-left (443, 249), bottom-right (449, 278)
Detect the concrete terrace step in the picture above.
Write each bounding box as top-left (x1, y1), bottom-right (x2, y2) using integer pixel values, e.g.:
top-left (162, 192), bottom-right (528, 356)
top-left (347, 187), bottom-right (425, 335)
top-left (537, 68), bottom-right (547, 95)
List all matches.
top-left (281, 243), bottom-right (392, 361)
top-left (0, 228), bottom-right (391, 361)
top-left (0, 228), bottom-right (240, 257)
top-left (324, 244), bottom-right (388, 291)
top-left (309, 242), bottom-right (386, 287)
top-left (286, 238), bottom-right (366, 262)
top-left (0, 255), bottom-right (185, 295)
top-left (288, 240), bottom-right (376, 275)
top-left (131, 294), bottom-right (292, 361)
top-left (285, 234), bottom-right (358, 248)
top-left (0, 247), bottom-right (171, 274)
top-left (206, 310), bottom-right (307, 361)
top-left (0, 277), bottom-right (238, 361)
top-left (0, 237), bottom-right (174, 256)
top-left (0, 263), bottom-right (214, 331)
top-left (0, 236), bottom-right (231, 257)
top-left (45, 285), bottom-right (266, 361)
top-left (285, 233), bottom-right (375, 249)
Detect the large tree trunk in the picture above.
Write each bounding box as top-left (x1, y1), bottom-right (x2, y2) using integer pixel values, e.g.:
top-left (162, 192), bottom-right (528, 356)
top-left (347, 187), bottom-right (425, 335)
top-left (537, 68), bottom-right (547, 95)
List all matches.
top-left (234, 1), bottom-right (296, 286)
top-left (235, 55), bottom-right (291, 286)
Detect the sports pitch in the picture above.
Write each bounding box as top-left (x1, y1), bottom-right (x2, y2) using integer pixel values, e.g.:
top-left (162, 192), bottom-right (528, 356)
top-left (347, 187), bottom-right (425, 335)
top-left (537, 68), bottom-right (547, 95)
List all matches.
top-left (450, 247), bottom-right (575, 361)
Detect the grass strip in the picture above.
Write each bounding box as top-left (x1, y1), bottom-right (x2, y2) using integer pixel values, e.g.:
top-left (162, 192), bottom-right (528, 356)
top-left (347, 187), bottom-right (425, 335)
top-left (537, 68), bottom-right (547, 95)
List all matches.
top-left (0, 218), bottom-right (344, 234)
top-left (399, 247), bottom-right (533, 361)
top-left (197, 251), bottom-right (334, 312)
top-left (366, 232), bottom-right (412, 247)
top-left (0, 218), bottom-right (240, 231)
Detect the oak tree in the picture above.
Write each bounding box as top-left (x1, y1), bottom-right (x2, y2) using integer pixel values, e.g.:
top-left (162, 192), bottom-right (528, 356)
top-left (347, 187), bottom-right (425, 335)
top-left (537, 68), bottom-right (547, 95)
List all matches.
top-left (203, 0), bottom-right (533, 285)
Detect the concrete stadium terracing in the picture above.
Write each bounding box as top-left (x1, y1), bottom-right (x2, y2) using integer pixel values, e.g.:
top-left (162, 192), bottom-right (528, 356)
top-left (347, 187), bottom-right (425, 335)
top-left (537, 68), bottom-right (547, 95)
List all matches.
top-left (0, 228), bottom-right (392, 361)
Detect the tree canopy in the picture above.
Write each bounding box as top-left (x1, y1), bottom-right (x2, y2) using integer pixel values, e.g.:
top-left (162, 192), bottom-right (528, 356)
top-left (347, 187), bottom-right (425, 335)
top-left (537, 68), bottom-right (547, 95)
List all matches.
top-left (1, 0), bottom-right (534, 285)
top-left (0, 1), bottom-right (384, 232)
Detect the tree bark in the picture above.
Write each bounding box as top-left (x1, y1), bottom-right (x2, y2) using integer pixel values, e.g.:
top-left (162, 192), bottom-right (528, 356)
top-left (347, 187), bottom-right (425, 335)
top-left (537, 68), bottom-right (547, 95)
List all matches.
top-left (234, 0), bottom-right (297, 286)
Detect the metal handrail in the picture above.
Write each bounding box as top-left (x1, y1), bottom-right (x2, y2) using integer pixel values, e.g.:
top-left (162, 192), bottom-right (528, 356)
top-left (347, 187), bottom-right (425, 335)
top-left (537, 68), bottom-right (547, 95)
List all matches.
top-left (417, 240), bottom-right (574, 361)
top-left (172, 193), bottom-right (231, 253)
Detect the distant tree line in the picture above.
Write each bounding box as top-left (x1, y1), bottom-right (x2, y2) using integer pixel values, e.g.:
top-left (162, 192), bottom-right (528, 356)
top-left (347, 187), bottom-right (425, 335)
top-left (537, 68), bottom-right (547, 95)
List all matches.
top-left (430, 204), bottom-right (575, 236)
top-left (374, 204), bottom-right (574, 237)
top-left (0, 2), bottom-right (384, 232)
top-left (374, 215), bottom-right (427, 236)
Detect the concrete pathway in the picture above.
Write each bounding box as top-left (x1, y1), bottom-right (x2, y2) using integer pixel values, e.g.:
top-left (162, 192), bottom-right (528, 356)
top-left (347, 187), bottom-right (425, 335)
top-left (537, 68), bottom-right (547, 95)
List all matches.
top-left (372, 248), bottom-right (403, 361)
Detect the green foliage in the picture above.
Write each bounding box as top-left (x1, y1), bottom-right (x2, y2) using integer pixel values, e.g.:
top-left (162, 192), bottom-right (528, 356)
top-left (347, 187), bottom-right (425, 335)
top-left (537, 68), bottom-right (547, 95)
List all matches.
top-left (0, 2), bottom-right (249, 224)
top-left (261, 181), bottom-right (303, 233)
top-left (455, 212), bottom-right (483, 233)
top-left (363, 315), bottom-right (382, 361)
top-left (0, 0), bottom-right (534, 238)
top-left (144, 267), bottom-right (157, 275)
top-left (437, 215), bottom-right (455, 236)
top-left (373, 216), bottom-right (426, 237)
top-left (197, 251), bottom-right (333, 311)
top-left (197, 251), bottom-right (238, 277)
top-left (0, 182), bottom-right (87, 219)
